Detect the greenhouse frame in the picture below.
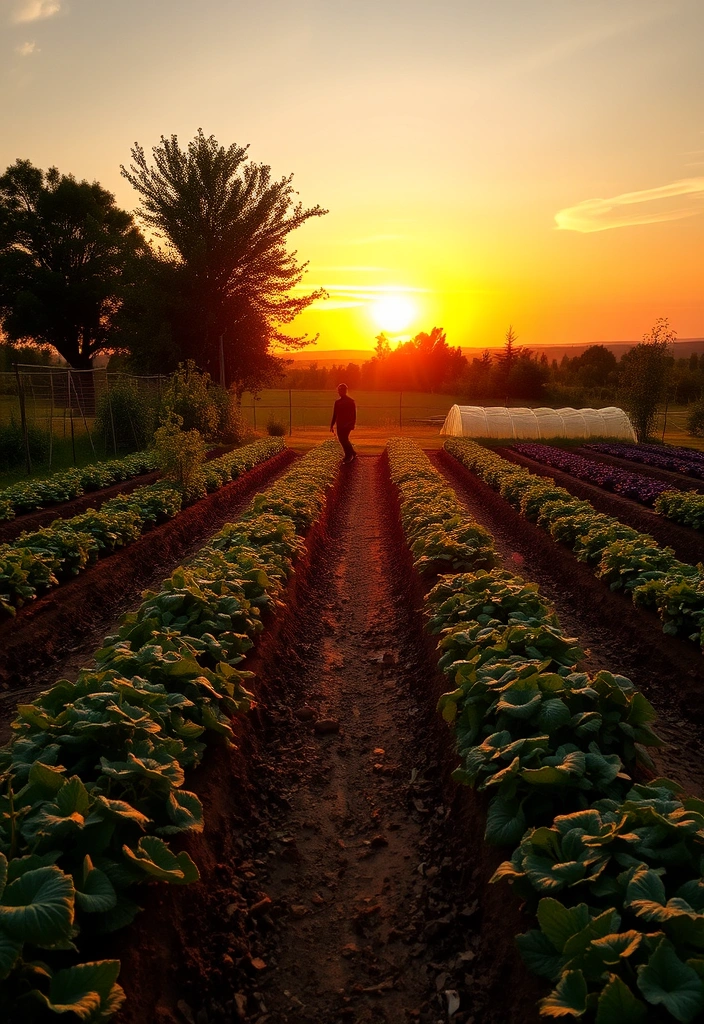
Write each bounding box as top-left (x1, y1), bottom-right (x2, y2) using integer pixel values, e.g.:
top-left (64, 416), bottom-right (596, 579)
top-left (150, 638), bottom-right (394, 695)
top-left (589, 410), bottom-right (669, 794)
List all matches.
top-left (440, 405), bottom-right (636, 441)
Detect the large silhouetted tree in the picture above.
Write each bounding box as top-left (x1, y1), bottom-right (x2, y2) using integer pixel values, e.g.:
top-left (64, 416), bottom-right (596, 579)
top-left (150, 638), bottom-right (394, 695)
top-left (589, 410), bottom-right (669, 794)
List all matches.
top-left (0, 159), bottom-right (146, 368)
top-left (120, 131), bottom-right (327, 386)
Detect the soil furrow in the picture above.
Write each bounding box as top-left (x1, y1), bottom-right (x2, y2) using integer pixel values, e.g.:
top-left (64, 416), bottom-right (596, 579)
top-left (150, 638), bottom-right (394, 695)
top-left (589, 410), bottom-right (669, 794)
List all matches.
top-left (433, 449), bottom-right (704, 798)
top-left (0, 448), bottom-right (296, 730)
top-left (113, 454), bottom-right (538, 1024)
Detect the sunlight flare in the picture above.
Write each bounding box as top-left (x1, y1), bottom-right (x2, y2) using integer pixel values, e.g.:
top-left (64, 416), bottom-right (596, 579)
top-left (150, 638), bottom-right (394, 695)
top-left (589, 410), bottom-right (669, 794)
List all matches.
top-left (370, 294), bottom-right (418, 333)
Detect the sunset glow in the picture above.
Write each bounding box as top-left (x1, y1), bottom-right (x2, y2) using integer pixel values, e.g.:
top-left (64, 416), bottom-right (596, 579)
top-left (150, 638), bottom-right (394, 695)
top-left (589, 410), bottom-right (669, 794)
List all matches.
top-left (0, 0), bottom-right (701, 356)
top-left (371, 295), bottom-right (418, 334)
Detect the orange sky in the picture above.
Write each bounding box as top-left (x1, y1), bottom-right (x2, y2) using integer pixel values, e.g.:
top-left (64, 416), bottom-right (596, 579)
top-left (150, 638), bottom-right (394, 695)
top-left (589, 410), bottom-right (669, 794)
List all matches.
top-left (1, 0), bottom-right (703, 355)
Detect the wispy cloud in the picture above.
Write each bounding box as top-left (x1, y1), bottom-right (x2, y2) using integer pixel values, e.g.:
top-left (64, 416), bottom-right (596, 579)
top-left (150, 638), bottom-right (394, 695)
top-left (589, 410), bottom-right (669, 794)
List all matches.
top-left (15, 39), bottom-right (38, 55)
top-left (555, 178), bottom-right (704, 233)
top-left (12, 0), bottom-right (60, 23)
top-left (294, 282), bottom-right (427, 312)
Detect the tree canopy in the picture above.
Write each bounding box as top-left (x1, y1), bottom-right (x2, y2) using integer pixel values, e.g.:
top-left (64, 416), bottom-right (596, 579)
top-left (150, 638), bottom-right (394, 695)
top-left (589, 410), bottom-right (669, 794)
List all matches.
top-left (0, 159), bottom-right (146, 369)
top-left (120, 130), bottom-right (327, 388)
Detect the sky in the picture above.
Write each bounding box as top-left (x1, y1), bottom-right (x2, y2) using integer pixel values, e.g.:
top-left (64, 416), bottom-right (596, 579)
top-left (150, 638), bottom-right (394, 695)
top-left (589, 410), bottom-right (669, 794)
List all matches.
top-left (1, 0), bottom-right (703, 357)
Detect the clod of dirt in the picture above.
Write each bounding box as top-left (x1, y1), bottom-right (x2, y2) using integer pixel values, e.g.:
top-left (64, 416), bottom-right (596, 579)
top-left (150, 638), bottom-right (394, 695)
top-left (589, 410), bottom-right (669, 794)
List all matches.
top-left (313, 717), bottom-right (340, 734)
top-left (294, 706), bottom-right (317, 722)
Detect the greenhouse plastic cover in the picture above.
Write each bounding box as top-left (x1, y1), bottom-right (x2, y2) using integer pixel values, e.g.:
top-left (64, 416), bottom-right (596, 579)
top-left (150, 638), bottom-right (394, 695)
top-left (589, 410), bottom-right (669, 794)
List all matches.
top-left (439, 405), bottom-right (636, 441)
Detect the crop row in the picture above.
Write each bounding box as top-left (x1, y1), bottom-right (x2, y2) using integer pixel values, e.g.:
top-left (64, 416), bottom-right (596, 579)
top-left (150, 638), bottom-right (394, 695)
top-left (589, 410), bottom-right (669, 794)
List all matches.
top-left (0, 438), bottom-right (285, 618)
top-left (587, 442), bottom-right (704, 479)
top-left (0, 453), bottom-right (157, 522)
top-left (511, 442), bottom-right (673, 507)
top-left (387, 437), bottom-right (704, 1023)
top-left (0, 439), bottom-right (341, 1023)
top-left (444, 438), bottom-right (704, 650)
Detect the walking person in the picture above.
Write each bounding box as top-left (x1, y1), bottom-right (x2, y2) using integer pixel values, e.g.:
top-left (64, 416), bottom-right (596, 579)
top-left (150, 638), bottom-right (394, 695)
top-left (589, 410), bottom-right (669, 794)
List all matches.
top-left (330, 383), bottom-right (357, 462)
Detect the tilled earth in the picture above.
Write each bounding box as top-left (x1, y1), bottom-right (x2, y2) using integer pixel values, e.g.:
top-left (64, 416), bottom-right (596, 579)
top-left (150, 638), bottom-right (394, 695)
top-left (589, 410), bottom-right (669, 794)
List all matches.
top-left (113, 454), bottom-right (538, 1024)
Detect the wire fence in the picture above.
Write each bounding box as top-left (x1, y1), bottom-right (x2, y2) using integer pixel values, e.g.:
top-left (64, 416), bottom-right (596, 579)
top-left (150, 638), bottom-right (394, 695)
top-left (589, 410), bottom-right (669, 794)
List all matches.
top-left (1, 366), bottom-right (167, 470)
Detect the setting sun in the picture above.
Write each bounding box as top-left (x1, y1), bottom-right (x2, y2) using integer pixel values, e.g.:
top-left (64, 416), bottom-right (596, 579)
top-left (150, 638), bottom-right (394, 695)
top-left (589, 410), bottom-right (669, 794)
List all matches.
top-left (371, 294), bottom-right (418, 334)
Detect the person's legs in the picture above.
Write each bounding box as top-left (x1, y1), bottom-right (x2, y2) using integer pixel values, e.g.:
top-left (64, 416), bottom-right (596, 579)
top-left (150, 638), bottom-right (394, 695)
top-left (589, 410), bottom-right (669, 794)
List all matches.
top-left (338, 429), bottom-right (356, 460)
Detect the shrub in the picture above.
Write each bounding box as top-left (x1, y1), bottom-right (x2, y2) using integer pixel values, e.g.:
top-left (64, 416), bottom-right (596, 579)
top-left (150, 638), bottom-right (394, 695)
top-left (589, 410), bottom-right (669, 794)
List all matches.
top-left (212, 387), bottom-right (252, 444)
top-left (159, 361), bottom-right (221, 440)
top-left (95, 378), bottom-right (157, 451)
top-left (266, 418), bottom-right (286, 437)
top-left (686, 399), bottom-right (704, 437)
top-left (0, 417), bottom-right (51, 472)
top-left (153, 416), bottom-right (207, 502)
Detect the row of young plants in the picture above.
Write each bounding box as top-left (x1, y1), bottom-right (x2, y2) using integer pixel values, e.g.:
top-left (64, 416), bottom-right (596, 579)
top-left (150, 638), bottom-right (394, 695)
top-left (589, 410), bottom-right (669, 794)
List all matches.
top-left (513, 442), bottom-right (704, 531)
top-left (0, 453), bottom-right (157, 523)
top-left (0, 438), bottom-right (341, 1023)
top-left (588, 443), bottom-right (704, 480)
top-left (444, 438), bottom-right (704, 650)
top-left (387, 437), bottom-right (704, 1023)
top-left (511, 443), bottom-right (673, 507)
top-left (0, 438), bottom-right (285, 618)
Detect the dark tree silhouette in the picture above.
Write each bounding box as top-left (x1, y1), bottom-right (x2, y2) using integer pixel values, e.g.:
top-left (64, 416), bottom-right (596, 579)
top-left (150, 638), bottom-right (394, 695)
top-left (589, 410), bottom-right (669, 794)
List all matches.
top-left (0, 159), bottom-right (146, 369)
top-left (120, 130), bottom-right (327, 386)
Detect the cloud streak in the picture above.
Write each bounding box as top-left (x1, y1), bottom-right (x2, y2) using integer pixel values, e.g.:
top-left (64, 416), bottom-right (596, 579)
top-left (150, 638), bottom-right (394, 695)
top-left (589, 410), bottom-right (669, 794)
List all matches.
top-left (15, 39), bottom-right (38, 55)
top-left (12, 0), bottom-right (60, 23)
top-left (555, 178), bottom-right (704, 233)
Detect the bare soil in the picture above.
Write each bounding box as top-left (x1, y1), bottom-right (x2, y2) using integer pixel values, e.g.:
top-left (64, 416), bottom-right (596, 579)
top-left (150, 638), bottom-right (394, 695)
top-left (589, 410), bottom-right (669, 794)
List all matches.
top-left (110, 455), bottom-right (539, 1024)
top-left (0, 449), bottom-right (296, 731)
top-left (434, 450), bottom-right (704, 798)
top-left (500, 446), bottom-right (704, 567)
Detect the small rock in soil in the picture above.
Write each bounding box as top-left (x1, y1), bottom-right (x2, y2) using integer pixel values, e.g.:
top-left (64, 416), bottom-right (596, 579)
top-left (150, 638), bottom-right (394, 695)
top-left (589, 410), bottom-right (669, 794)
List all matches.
top-left (294, 706), bottom-right (316, 721)
top-left (314, 718), bottom-right (340, 734)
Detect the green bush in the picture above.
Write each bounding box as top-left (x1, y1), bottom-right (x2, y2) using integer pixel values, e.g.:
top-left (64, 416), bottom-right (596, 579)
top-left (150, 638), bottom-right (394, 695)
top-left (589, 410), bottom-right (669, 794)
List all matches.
top-left (95, 379), bottom-right (157, 450)
top-left (159, 362), bottom-right (221, 440)
top-left (266, 418), bottom-right (286, 437)
top-left (153, 416), bottom-right (207, 502)
top-left (0, 418), bottom-right (51, 472)
top-left (686, 400), bottom-right (704, 437)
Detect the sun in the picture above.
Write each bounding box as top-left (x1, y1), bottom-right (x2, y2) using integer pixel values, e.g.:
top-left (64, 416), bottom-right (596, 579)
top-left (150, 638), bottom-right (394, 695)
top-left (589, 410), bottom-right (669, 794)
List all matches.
top-left (371, 294), bottom-right (417, 333)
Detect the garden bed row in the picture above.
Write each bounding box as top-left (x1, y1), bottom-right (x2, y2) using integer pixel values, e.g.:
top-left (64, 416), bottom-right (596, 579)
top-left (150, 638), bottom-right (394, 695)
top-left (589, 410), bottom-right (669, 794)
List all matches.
top-left (0, 439), bottom-right (285, 618)
top-left (445, 438), bottom-right (704, 652)
top-left (0, 453), bottom-right (157, 522)
top-left (0, 439), bottom-right (341, 1023)
top-left (387, 437), bottom-right (704, 1023)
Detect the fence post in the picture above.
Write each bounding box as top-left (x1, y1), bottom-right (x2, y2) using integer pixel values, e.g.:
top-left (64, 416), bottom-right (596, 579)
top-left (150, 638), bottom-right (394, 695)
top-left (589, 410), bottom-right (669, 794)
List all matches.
top-left (105, 374), bottom-right (118, 455)
top-left (14, 364), bottom-right (32, 475)
top-left (48, 371), bottom-right (54, 468)
top-left (68, 371), bottom-right (77, 465)
top-left (289, 389), bottom-right (292, 436)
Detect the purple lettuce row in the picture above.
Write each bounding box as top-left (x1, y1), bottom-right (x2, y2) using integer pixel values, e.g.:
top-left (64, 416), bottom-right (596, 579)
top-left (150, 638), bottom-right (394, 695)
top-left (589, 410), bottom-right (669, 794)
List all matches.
top-left (586, 442), bottom-right (704, 479)
top-left (511, 443), bottom-right (673, 506)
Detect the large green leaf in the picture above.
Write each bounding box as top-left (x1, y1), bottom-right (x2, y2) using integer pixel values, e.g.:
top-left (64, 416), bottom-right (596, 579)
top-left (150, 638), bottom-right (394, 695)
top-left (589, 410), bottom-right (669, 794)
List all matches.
top-left (485, 794), bottom-right (527, 846)
top-left (595, 974), bottom-right (647, 1024)
top-left (0, 865), bottom-right (74, 946)
top-left (0, 929), bottom-right (22, 981)
top-left (539, 969), bottom-right (588, 1018)
top-left (122, 836), bottom-right (200, 885)
top-left (537, 899), bottom-right (590, 954)
top-left (637, 938), bottom-right (704, 1023)
top-left (516, 928), bottom-right (564, 980)
top-left (75, 857), bottom-right (117, 915)
top-left (34, 960), bottom-right (125, 1022)
top-left (158, 790), bottom-right (204, 835)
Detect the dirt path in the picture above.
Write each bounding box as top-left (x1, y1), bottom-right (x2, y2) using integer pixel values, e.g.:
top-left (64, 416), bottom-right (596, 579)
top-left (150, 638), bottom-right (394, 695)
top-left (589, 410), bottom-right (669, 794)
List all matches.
top-left (115, 454), bottom-right (538, 1024)
top-left (433, 451), bottom-right (704, 799)
top-left (239, 454), bottom-right (470, 1023)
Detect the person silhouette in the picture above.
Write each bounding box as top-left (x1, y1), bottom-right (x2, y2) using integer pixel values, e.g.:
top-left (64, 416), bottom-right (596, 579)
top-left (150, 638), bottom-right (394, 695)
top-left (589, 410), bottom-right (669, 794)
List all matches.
top-left (330, 383), bottom-right (357, 462)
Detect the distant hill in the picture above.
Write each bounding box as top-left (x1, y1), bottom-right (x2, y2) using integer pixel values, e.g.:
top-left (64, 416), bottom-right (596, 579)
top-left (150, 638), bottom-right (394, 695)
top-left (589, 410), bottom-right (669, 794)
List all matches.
top-left (285, 339), bottom-right (704, 368)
